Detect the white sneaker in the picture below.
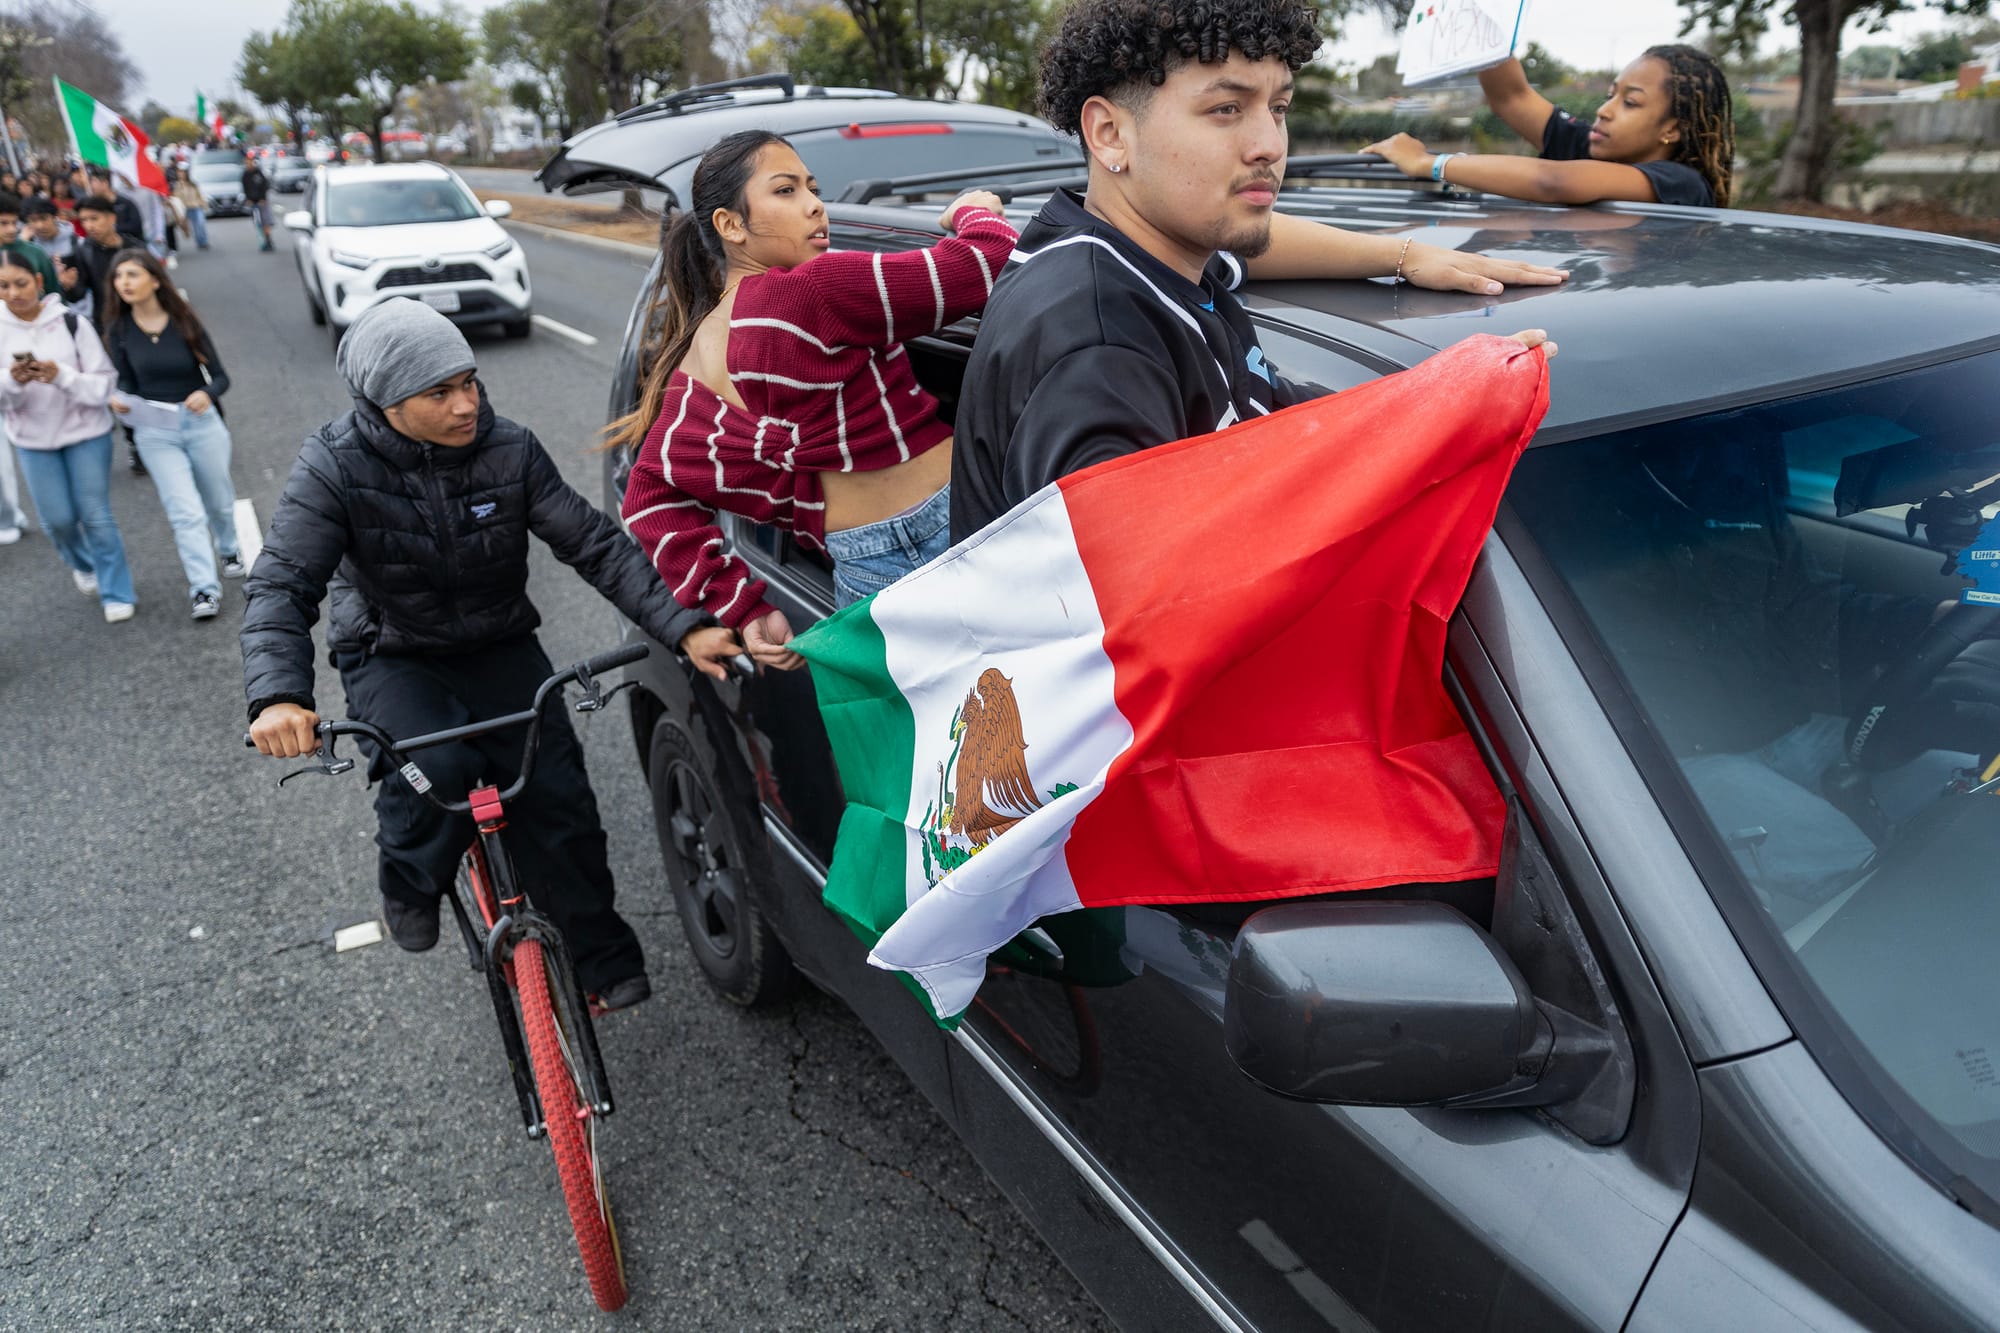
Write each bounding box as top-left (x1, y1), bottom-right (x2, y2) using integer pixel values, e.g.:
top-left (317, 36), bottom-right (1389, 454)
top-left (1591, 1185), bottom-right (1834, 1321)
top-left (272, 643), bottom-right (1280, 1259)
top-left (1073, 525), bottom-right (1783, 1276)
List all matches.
top-left (73, 569), bottom-right (99, 595)
top-left (165, 255), bottom-right (179, 271)
top-left (0, 526), bottom-right (20, 545)
top-left (103, 601), bottom-right (135, 624)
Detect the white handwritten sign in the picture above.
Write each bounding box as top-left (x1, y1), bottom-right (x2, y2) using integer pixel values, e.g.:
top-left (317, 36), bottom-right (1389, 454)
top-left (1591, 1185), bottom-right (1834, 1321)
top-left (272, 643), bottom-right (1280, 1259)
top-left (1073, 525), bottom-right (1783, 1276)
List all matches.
top-left (1396, 0), bottom-right (1528, 88)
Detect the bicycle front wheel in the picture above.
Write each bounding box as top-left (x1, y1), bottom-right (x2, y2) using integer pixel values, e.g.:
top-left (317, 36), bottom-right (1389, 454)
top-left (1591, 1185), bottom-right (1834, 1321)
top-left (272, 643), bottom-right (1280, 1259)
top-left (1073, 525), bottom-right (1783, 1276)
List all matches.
top-left (514, 937), bottom-right (628, 1311)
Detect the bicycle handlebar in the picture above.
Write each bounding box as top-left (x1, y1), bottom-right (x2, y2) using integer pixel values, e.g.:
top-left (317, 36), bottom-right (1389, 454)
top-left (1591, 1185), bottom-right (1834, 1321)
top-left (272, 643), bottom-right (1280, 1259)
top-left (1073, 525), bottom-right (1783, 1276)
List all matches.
top-left (245, 642), bottom-right (649, 813)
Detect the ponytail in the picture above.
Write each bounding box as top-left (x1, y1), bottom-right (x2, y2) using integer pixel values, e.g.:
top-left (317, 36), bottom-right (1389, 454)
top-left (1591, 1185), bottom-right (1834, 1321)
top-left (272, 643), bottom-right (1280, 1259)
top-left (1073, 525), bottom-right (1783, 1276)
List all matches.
top-left (603, 129), bottom-right (790, 454)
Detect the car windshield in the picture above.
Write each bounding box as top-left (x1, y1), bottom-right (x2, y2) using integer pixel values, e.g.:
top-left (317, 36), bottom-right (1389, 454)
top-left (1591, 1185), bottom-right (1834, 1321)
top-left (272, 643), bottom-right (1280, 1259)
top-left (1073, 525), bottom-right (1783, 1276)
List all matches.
top-left (190, 164), bottom-right (241, 184)
top-left (1507, 348), bottom-right (2000, 1210)
top-left (325, 178), bottom-right (480, 227)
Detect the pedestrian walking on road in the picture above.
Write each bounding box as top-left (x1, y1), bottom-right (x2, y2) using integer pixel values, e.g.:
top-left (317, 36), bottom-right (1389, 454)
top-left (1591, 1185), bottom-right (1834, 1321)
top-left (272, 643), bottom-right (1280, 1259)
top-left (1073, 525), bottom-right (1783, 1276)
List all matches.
top-left (102, 249), bottom-right (244, 621)
top-left (0, 251), bottom-right (136, 620)
top-left (169, 167), bottom-right (209, 251)
top-left (242, 159), bottom-right (273, 251)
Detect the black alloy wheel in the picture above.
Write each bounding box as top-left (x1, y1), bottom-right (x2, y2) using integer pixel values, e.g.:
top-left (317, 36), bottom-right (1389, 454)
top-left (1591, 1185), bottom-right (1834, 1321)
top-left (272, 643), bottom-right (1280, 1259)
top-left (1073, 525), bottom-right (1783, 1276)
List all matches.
top-left (647, 717), bottom-right (796, 1007)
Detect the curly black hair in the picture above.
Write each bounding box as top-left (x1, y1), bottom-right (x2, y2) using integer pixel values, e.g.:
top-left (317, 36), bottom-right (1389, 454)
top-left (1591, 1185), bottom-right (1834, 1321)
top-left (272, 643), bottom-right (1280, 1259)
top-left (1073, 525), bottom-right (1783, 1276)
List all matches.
top-left (1038, 0), bottom-right (1324, 138)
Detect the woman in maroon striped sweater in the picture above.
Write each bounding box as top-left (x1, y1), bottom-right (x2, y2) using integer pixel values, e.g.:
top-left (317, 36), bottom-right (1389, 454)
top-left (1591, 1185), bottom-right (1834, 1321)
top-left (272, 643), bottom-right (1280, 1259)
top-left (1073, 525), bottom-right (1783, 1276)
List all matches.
top-left (610, 130), bottom-right (1018, 679)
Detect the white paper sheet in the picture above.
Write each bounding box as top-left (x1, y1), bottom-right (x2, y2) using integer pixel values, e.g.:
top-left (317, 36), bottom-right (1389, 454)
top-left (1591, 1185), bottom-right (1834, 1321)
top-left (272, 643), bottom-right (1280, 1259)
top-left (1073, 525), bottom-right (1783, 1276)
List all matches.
top-left (1396, 0), bottom-right (1528, 88)
top-left (111, 395), bottom-right (184, 431)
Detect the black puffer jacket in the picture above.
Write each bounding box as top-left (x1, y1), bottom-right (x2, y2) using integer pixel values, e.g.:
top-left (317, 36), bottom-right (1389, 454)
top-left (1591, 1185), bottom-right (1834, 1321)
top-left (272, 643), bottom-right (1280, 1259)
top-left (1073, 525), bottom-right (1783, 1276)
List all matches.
top-left (242, 391), bottom-right (706, 721)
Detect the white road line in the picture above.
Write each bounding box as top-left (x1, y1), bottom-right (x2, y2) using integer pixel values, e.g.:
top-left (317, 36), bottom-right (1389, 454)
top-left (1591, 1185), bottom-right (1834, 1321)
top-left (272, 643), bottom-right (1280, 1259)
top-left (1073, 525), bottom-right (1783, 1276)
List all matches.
top-left (234, 498), bottom-right (263, 572)
top-left (531, 315), bottom-right (598, 346)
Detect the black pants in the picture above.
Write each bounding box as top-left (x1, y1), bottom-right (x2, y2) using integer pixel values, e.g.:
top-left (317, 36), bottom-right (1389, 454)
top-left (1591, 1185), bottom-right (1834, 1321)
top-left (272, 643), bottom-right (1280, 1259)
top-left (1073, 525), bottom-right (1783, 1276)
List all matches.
top-left (335, 635), bottom-right (644, 991)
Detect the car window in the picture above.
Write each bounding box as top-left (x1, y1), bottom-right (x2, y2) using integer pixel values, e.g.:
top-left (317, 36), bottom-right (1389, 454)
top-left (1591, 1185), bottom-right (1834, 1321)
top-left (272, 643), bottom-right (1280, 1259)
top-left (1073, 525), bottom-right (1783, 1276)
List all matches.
top-left (658, 123), bottom-right (1070, 210)
top-left (324, 178), bottom-right (481, 227)
top-left (1505, 347), bottom-right (2000, 1211)
top-left (190, 164), bottom-right (242, 185)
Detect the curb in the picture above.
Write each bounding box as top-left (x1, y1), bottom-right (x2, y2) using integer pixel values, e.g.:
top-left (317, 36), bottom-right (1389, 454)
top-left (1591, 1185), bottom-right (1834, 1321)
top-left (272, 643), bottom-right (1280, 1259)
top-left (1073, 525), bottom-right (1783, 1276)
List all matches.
top-left (502, 217), bottom-right (656, 260)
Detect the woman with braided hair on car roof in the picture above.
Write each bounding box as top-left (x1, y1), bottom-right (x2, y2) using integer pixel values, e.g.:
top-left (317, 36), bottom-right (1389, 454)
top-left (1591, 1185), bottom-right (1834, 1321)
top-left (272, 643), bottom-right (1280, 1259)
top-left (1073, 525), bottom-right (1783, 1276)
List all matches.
top-left (1361, 45), bottom-right (1735, 208)
top-left (610, 128), bottom-right (1022, 679)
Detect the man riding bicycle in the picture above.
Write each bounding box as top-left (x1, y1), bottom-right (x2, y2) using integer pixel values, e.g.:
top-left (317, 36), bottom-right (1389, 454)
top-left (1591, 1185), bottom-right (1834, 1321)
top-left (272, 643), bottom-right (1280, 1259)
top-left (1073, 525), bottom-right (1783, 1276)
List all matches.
top-left (241, 299), bottom-right (729, 1011)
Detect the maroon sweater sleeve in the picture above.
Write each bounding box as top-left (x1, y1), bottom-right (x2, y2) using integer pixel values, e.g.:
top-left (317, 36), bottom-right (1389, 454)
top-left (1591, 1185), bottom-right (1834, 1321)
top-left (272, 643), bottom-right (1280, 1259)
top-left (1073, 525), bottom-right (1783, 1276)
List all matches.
top-left (771, 207), bottom-right (1017, 349)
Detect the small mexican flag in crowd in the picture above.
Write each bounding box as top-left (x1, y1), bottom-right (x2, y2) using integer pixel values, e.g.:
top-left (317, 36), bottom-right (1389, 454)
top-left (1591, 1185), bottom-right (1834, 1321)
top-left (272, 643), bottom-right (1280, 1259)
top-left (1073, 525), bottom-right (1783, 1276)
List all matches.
top-left (197, 92), bottom-right (228, 142)
top-left (792, 334), bottom-right (1551, 1024)
top-left (55, 78), bottom-right (168, 194)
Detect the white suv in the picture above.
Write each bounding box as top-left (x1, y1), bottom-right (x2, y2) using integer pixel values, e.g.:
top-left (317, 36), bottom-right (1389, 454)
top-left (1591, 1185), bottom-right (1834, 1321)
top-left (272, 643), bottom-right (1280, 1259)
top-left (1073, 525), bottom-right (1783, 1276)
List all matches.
top-left (282, 162), bottom-right (532, 343)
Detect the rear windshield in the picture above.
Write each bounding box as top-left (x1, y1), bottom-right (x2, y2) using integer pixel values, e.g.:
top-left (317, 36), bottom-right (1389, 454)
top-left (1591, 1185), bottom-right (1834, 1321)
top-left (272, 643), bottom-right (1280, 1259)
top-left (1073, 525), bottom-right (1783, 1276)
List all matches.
top-left (325, 178), bottom-right (480, 227)
top-left (1507, 349), bottom-right (2000, 1214)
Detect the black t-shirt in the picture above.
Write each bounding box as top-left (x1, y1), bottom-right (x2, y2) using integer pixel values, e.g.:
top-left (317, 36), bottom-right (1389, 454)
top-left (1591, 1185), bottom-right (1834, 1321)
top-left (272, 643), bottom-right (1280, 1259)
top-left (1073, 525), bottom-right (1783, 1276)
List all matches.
top-left (1541, 109), bottom-right (1714, 207)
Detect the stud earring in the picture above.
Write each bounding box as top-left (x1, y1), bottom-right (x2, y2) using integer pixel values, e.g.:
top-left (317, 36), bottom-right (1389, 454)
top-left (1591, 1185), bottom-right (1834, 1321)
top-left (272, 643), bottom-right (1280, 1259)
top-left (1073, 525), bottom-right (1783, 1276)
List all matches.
top-left (1108, 162), bottom-right (1121, 173)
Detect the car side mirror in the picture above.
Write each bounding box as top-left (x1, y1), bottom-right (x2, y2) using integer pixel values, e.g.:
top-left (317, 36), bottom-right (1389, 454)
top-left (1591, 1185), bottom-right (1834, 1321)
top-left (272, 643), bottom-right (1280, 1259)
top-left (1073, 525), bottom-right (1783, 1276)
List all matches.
top-left (484, 199), bottom-right (513, 219)
top-left (1222, 804), bottom-right (1636, 1144)
top-left (1225, 900), bottom-right (1547, 1105)
top-left (282, 210), bottom-right (312, 232)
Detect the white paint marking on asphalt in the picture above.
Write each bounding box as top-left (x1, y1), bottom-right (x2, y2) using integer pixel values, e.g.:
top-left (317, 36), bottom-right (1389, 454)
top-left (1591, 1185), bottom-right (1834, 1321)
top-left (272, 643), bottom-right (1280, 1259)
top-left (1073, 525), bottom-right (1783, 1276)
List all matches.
top-left (531, 315), bottom-right (598, 346)
top-left (334, 921), bottom-right (384, 952)
top-left (233, 498), bottom-right (264, 571)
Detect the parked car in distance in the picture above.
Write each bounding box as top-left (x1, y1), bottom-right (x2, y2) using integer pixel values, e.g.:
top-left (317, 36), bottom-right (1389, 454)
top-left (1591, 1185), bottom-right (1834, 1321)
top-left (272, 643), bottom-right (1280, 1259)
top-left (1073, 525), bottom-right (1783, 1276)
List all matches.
top-left (271, 156), bottom-right (313, 193)
top-left (283, 161), bottom-right (529, 343)
top-left (187, 149), bottom-right (249, 218)
top-left (569, 120), bottom-right (2000, 1333)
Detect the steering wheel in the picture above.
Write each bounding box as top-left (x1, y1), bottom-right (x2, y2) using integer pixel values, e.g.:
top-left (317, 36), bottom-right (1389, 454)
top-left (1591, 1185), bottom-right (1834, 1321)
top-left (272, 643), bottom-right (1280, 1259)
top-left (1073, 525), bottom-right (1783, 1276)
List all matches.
top-left (1844, 601), bottom-right (2000, 770)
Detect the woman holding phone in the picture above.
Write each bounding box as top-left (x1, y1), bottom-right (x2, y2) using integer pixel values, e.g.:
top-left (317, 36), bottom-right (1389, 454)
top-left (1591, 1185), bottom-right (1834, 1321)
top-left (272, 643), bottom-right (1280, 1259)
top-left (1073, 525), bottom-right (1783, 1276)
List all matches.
top-left (0, 250), bottom-right (136, 621)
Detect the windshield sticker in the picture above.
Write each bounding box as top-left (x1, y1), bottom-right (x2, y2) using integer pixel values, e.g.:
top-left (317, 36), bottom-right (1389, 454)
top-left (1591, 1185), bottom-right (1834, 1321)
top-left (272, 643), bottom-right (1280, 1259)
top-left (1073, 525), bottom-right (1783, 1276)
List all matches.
top-left (1958, 513), bottom-right (2000, 605)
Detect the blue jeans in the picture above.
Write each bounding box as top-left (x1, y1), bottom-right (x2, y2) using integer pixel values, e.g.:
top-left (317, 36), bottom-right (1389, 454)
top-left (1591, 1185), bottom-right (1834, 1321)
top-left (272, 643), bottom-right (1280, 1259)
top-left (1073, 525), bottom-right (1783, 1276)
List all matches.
top-left (132, 408), bottom-right (239, 600)
top-left (0, 425), bottom-right (29, 529)
top-left (14, 431), bottom-right (135, 606)
top-left (185, 207), bottom-right (209, 249)
top-left (824, 484), bottom-right (951, 608)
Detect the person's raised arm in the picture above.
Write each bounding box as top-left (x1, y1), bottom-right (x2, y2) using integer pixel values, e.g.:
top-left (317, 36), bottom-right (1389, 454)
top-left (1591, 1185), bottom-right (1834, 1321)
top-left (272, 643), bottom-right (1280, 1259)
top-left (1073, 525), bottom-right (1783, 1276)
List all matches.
top-left (1359, 134), bottom-right (1662, 205)
top-left (1245, 211), bottom-right (1567, 293)
top-left (1478, 57), bottom-right (1558, 146)
top-left (776, 191), bottom-right (1018, 349)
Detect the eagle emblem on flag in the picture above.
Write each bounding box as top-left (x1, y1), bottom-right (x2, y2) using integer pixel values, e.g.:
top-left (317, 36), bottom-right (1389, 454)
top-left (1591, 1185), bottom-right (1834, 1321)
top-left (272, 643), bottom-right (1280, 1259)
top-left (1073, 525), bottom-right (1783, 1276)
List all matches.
top-left (921, 669), bottom-right (1076, 885)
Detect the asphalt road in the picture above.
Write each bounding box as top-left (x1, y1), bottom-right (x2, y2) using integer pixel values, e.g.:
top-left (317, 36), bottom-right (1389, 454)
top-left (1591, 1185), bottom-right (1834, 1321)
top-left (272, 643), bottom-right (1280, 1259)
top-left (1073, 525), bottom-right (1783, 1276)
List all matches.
top-left (0, 216), bottom-right (1111, 1331)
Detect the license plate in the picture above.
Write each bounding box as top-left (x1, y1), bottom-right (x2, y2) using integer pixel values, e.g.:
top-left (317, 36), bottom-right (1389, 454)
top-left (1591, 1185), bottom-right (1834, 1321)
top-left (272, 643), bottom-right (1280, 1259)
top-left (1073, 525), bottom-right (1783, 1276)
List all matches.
top-left (420, 291), bottom-right (461, 313)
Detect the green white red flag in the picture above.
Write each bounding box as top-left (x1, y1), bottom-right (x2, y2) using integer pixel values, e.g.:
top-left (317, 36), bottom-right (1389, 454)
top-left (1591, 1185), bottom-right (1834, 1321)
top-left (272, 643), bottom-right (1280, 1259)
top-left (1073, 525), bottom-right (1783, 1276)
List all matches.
top-left (791, 334), bottom-right (1552, 1023)
top-left (55, 79), bottom-right (168, 195)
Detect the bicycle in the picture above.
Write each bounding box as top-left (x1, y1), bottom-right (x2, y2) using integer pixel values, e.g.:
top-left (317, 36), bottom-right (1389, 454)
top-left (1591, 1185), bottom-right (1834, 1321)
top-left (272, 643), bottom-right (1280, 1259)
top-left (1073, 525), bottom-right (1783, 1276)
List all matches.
top-left (249, 642), bottom-right (648, 1311)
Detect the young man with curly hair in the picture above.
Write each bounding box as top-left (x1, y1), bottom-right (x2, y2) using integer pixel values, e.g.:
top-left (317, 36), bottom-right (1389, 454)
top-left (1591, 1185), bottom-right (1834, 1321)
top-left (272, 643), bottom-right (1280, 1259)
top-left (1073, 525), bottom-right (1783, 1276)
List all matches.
top-left (950, 0), bottom-right (1563, 537)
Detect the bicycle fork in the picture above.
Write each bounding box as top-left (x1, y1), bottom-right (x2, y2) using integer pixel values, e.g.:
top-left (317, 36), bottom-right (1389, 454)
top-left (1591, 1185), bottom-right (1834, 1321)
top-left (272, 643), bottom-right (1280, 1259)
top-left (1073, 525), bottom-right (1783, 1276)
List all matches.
top-left (463, 818), bottom-right (617, 1138)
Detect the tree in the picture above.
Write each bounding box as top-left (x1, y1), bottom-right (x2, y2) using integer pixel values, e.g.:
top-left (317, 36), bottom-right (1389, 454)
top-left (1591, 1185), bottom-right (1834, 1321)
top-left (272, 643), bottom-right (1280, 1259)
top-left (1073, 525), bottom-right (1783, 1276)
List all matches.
top-left (0, 7), bottom-right (139, 152)
top-left (1681, 0), bottom-right (1994, 201)
top-left (1902, 31), bottom-right (1973, 79)
top-left (340, 0), bottom-right (473, 161)
top-left (929, 0), bottom-right (1044, 106)
top-left (240, 29), bottom-right (318, 149)
top-left (746, 3), bottom-right (878, 87)
top-left (483, 0), bottom-right (718, 122)
top-left (1841, 42), bottom-right (1901, 76)
top-left (138, 100), bottom-right (170, 137)
top-left (155, 115), bottom-right (204, 144)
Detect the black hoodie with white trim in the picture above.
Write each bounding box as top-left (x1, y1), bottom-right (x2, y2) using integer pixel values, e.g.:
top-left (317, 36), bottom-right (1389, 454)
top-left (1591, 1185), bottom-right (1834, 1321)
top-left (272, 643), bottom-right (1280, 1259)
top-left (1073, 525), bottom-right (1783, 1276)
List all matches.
top-left (950, 189), bottom-right (1317, 540)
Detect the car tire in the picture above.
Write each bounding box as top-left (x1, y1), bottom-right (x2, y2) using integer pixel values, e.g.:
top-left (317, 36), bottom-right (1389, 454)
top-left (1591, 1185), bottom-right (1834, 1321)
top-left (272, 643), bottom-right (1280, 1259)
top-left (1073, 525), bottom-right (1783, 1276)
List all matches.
top-left (329, 319), bottom-right (345, 350)
top-left (306, 282), bottom-right (326, 326)
top-left (647, 715), bottom-right (798, 1008)
top-left (503, 316), bottom-right (532, 340)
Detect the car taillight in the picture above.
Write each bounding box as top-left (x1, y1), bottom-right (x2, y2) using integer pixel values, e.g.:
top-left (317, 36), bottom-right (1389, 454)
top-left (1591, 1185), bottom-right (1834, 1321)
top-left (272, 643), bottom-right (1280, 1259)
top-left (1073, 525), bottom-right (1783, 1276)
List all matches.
top-left (838, 123), bottom-right (955, 139)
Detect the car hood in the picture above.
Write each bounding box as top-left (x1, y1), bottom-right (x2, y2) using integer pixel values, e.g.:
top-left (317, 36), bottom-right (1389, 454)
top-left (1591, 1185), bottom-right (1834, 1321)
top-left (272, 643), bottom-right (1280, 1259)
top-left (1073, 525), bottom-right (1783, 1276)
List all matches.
top-left (314, 217), bottom-right (505, 258)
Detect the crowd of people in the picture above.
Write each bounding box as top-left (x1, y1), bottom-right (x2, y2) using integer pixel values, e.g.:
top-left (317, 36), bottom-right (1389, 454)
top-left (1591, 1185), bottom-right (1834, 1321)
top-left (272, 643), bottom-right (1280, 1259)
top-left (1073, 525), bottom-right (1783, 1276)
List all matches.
top-left (0, 150), bottom-right (242, 621)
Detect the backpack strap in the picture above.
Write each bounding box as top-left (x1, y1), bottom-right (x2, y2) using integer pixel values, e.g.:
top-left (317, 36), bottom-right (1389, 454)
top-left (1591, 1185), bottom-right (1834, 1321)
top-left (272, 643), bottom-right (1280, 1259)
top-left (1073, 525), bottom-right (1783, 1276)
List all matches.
top-left (63, 311), bottom-right (78, 340)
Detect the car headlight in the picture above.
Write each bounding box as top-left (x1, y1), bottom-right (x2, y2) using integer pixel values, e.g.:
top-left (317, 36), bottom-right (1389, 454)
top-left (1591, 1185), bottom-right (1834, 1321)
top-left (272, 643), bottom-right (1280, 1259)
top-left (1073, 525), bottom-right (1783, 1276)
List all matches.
top-left (329, 249), bottom-right (374, 269)
top-left (483, 238), bottom-right (516, 261)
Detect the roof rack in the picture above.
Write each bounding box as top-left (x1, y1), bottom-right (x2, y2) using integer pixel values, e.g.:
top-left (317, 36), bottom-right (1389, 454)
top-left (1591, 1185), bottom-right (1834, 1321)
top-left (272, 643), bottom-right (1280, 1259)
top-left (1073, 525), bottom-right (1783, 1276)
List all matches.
top-left (615, 73), bottom-right (797, 123)
top-left (1282, 153), bottom-right (1442, 187)
top-left (840, 156), bottom-right (1088, 204)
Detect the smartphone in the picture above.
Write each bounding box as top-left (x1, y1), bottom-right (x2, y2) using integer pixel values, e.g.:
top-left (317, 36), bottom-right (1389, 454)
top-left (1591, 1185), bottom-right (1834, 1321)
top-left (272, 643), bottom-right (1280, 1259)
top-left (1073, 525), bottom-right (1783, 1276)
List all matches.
top-left (11, 351), bottom-right (34, 364)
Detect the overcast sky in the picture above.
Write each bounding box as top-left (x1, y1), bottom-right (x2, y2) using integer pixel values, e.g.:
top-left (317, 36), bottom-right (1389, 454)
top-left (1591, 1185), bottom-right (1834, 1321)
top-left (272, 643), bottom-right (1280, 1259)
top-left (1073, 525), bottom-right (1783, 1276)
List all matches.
top-left (87, 0), bottom-right (1963, 118)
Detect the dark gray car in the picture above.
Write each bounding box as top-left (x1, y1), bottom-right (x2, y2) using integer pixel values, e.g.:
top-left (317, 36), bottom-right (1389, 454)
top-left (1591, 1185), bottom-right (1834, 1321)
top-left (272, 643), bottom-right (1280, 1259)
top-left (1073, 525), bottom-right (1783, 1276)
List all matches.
top-left (558, 135), bottom-right (2000, 1329)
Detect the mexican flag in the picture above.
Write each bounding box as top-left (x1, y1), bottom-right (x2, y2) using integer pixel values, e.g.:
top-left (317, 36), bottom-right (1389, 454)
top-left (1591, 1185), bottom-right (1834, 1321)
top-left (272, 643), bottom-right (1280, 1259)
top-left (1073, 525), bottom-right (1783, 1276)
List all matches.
top-left (54, 79), bottom-right (168, 195)
top-left (792, 334), bottom-right (1552, 1023)
top-left (197, 92), bottom-right (227, 142)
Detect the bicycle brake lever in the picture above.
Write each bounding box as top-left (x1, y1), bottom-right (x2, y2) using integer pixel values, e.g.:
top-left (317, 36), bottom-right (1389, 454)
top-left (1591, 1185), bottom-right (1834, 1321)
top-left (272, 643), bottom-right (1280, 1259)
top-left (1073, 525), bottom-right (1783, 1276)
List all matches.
top-left (277, 751), bottom-right (356, 785)
top-left (574, 679), bottom-right (637, 714)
